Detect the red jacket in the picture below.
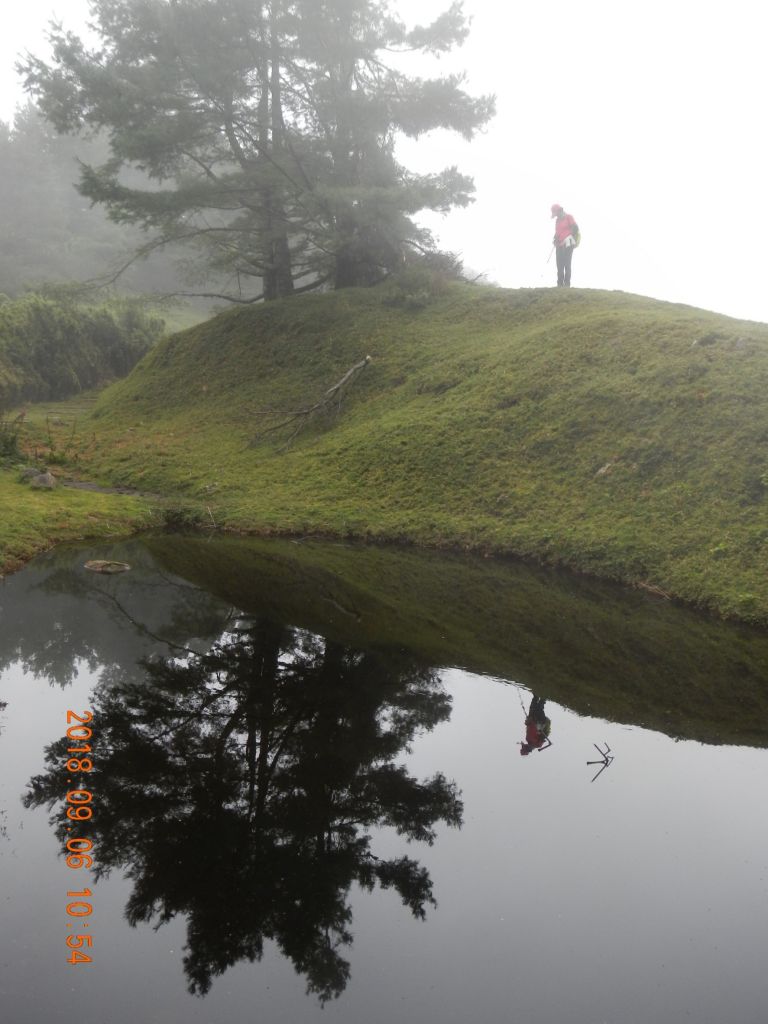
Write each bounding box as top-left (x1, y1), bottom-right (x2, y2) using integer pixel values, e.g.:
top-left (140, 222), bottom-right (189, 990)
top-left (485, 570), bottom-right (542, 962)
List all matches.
top-left (554, 213), bottom-right (577, 247)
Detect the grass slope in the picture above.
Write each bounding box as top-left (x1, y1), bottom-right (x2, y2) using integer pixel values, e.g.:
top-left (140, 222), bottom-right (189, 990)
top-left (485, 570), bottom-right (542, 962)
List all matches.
top-left (0, 468), bottom-right (149, 575)
top-left (53, 282), bottom-right (768, 622)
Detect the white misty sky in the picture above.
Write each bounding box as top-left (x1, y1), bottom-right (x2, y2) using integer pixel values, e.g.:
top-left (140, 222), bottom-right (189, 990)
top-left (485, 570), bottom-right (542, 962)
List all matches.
top-left (1, 0), bottom-right (766, 323)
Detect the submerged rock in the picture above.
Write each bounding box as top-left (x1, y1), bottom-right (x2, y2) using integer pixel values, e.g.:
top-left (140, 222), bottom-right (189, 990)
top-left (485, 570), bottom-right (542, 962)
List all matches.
top-left (84, 560), bottom-right (131, 574)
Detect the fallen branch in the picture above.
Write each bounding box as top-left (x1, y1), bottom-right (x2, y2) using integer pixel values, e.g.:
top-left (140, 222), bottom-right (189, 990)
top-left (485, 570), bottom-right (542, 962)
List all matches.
top-left (637, 580), bottom-right (672, 600)
top-left (251, 355), bottom-right (372, 449)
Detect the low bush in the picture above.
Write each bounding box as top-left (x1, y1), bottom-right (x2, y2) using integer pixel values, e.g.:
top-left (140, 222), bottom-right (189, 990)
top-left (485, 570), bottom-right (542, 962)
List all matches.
top-left (0, 294), bottom-right (164, 408)
top-left (0, 416), bottom-right (22, 460)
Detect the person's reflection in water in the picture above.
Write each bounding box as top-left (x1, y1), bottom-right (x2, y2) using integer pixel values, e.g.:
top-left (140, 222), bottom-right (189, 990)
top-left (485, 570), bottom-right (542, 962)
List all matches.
top-left (520, 695), bottom-right (552, 755)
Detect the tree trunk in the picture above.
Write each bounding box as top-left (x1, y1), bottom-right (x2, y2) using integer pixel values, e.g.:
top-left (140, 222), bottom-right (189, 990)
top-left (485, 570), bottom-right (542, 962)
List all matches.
top-left (262, 11), bottom-right (294, 300)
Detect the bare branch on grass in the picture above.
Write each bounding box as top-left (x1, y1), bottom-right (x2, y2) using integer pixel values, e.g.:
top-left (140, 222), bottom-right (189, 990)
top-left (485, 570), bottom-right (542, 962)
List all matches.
top-left (251, 355), bottom-right (372, 450)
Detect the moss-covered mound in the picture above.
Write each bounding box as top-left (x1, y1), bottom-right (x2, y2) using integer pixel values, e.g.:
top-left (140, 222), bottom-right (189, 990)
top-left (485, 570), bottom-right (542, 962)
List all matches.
top-left (71, 283), bottom-right (768, 621)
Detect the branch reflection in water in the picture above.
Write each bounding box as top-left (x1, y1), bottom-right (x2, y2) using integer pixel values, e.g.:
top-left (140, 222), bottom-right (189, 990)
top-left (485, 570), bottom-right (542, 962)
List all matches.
top-left (24, 618), bottom-right (463, 1002)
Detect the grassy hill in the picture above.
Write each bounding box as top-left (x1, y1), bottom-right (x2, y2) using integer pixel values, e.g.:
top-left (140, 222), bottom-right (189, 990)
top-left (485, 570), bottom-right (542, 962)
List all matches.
top-left (24, 281), bottom-right (768, 622)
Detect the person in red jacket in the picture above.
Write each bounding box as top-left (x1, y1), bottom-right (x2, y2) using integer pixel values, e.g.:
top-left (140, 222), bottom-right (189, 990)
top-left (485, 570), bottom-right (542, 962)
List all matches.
top-left (551, 203), bottom-right (579, 287)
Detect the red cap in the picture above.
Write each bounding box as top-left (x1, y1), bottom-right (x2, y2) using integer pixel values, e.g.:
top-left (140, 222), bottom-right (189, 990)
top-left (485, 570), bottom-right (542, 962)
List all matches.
top-left (551, 203), bottom-right (563, 215)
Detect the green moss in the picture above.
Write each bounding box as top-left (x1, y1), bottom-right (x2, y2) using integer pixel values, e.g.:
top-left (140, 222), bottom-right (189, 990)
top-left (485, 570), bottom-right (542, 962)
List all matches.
top-left (12, 283), bottom-right (768, 622)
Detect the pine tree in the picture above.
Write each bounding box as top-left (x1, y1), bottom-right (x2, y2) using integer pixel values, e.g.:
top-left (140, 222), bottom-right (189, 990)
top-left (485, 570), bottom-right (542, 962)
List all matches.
top-left (21, 0), bottom-right (494, 301)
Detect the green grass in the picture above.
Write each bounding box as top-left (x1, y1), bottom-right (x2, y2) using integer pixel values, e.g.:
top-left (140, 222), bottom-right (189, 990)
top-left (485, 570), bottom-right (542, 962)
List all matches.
top-left (0, 465), bottom-right (150, 576)
top-left (9, 282), bottom-right (768, 622)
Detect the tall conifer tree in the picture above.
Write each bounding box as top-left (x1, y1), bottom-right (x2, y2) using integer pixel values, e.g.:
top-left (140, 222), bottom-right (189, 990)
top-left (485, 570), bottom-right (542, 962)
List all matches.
top-left (21, 0), bottom-right (494, 301)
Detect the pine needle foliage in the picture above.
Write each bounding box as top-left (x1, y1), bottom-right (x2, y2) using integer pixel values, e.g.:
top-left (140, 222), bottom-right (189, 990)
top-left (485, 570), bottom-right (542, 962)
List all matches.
top-left (21, 0), bottom-right (494, 301)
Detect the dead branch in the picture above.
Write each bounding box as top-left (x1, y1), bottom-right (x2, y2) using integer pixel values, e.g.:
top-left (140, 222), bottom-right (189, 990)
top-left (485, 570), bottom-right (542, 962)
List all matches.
top-left (637, 580), bottom-right (672, 600)
top-left (251, 355), bottom-right (371, 449)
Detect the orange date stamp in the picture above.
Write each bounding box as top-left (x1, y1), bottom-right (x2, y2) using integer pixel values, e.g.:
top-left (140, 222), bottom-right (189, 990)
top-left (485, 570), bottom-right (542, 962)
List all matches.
top-left (64, 709), bottom-right (95, 965)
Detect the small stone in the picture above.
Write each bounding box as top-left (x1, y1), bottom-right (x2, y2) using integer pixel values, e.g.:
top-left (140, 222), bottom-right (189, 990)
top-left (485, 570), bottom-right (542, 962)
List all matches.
top-left (84, 560), bottom-right (131, 574)
top-left (30, 471), bottom-right (57, 489)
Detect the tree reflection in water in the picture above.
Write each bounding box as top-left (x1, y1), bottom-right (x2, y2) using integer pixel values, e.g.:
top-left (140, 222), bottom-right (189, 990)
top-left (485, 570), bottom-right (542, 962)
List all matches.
top-left (25, 619), bottom-right (462, 1001)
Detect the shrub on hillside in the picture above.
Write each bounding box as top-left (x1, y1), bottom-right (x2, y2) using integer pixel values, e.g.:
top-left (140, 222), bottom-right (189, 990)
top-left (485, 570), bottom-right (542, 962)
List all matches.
top-left (381, 265), bottom-right (455, 311)
top-left (0, 295), bottom-right (164, 408)
top-left (0, 415), bottom-right (22, 460)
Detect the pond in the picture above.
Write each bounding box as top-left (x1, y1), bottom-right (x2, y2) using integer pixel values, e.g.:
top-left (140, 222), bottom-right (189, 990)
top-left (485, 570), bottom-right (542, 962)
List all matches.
top-left (1, 535), bottom-right (767, 1024)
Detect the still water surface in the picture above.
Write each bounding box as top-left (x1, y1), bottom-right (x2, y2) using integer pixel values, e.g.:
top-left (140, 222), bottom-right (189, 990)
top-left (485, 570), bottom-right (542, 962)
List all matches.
top-left (1, 537), bottom-right (767, 1023)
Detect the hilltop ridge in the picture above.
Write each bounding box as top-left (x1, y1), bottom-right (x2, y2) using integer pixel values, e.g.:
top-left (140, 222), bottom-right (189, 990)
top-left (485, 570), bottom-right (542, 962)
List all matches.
top-left (21, 281), bottom-right (768, 622)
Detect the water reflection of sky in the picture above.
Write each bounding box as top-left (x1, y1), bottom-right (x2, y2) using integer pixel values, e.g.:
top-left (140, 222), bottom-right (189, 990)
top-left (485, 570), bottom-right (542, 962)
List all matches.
top-left (1, 547), bottom-right (768, 1024)
top-left (402, 670), bottom-right (768, 1024)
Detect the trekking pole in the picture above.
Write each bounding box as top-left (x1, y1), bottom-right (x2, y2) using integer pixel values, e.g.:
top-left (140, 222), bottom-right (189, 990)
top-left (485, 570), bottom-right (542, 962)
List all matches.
top-left (538, 247), bottom-right (555, 285)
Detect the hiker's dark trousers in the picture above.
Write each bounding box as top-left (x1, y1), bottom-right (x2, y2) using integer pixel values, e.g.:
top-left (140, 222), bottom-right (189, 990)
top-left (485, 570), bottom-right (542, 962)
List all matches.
top-left (556, 244), bottom-right (573, 287)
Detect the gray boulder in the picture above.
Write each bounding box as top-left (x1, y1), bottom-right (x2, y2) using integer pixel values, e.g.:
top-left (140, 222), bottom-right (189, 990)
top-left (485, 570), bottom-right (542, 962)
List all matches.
top-left (29, 471), bottom-right (57, 489)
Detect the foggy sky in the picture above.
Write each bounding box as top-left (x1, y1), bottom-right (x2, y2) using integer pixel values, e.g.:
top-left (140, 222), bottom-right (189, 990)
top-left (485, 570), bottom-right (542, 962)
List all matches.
top-left (2, 0), bottom-right (766, 324)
